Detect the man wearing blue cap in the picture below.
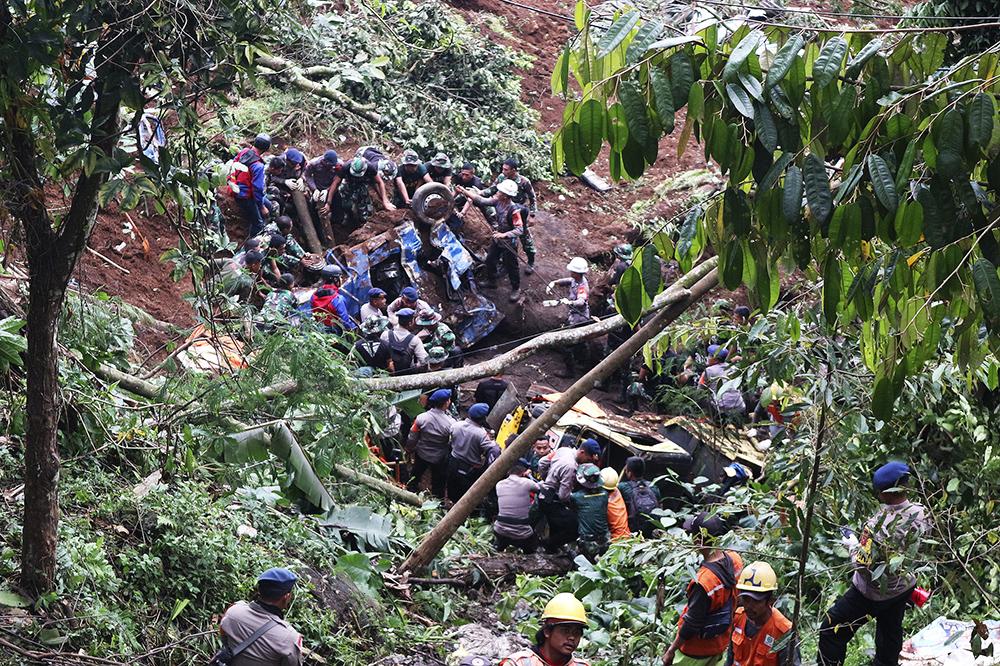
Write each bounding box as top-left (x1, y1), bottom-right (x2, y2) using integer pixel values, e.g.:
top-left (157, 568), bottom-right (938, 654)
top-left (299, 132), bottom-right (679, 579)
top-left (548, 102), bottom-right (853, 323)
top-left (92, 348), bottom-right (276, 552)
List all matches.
top-left (360, 287), bottom-right (387, 323)
top-left (218, 567), bottom-right (302, 665)
top-left (494, 456), bottom-right (541, 553)
top-left (447, 403), bottom-right (500, 502)
top-left (405, 388), bottom-right (456, 498)
top-left (376, 307), bottom-right (427, 372)
top-left (387, 286), bottom-right (434, 325)
top-left (818, 461), bottom-right (930, 666)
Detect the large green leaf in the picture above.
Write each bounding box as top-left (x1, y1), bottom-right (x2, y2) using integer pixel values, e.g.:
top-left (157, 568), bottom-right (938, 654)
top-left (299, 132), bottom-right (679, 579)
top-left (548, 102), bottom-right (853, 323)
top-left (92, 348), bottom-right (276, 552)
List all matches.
top-left (677, 205), bottom-right (702, 259)
top-left (724, 186), bottom-right (751, 236)
top-left (321, 506), bottom-right (393, 551)
top-left (936, 109), bottom-right (965, 177)
top-left (803, 153), bottom-right (833, 224)
top-left (551, 46), bottom-right (570, 96)
top-left (966, 92), bottom-right (996, 152)
top-left (758, 152), bottom-right (793, 192)
top-left (726, 82), bottom-right (754, 118)
top-left (833, 163), bottom-right (863, 206)
top-left (670, 51), bottom-right (695, 110)
top-left (625, 20), bottom-right (663, 63)
top-left (615, 264), bottom-right (649, 325)
top-left (722, 30), bottom-right (763, 81)
top-left (782, 165), bottom-right (803, 223)
top-left (766, 34), bottom-right (805, 90)
top-left (813, 37), bottom-right (848, 88)
top-left (640, 245), bottom-right (662, 299)
top-left (577, 99), bottom-right (606, 164)
top-left (973, 258), bottom-right (1000, 331)
top-left (721, 242), bottom-right (744, 289)
top-left (866, 154), bottom-right (898, 211)
top-left (618, 81), bottom-right (651, 148)
top-left (845, 38), bottom-right (883, 79)
top-left (651, 66), bottom-right (675, 134)
top-left (621, 133), bottom-right (647, 178)
top-left (229, 424), bottom-right (335, 512)
top-left (562, 120), bottom-right (589, 176)
top-left (606, 103), bottom-right (629, 151)
top-left (754, 101), bottom-right (777, 153)
top-left (596, 10), bottom-right (640, 59)
top-left (0, 590), bottom-right (31, 608)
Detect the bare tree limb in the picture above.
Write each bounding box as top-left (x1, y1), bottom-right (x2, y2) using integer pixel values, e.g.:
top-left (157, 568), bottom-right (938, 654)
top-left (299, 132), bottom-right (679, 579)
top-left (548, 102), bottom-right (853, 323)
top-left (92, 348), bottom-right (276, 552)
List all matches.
top-left (255, 54), bottom-right (383, 125)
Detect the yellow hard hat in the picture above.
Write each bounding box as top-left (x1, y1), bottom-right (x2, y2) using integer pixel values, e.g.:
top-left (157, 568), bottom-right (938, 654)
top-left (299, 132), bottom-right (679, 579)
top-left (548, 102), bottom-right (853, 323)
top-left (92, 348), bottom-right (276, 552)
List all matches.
top-left (736, 561), bottom-right (778, 593)
top-left (540, 593), bottom-right (588, 625)
top-left (600, 467), bottom-right (619, 491)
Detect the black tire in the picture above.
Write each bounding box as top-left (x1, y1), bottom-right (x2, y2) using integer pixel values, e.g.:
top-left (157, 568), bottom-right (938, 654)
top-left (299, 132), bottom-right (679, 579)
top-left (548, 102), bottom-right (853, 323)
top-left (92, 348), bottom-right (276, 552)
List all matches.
top-left (411, 182), bottom-right (454, 224)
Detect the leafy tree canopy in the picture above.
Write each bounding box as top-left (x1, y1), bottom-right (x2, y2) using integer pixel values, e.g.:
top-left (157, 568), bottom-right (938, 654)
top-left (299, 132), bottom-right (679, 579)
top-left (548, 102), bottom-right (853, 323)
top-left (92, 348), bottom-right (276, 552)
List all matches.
top-left (552, 4), bottom-right (1000, 419)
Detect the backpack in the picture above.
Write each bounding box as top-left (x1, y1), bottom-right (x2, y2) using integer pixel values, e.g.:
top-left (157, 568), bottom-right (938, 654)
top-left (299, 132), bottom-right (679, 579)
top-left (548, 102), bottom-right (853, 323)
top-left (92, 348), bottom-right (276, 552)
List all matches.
top-left (208, 618), bottom-right (276, 666)
top-left (627, 480), bottom-right (660, 533)
top-left (377, 330), bottom-right (416, 372)
top-left (227, 147), bottom-right (262, 199)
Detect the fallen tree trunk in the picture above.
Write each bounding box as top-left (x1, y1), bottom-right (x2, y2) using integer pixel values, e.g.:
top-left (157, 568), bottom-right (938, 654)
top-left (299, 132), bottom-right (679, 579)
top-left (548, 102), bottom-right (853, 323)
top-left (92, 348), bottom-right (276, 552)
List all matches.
top-left (362, 256), bottom-right (719, 392)
top-left (290, 189), bottom-right (323, 254)
top-left (255, 54), bottom-right (382, 125)
top-left (398, 263), bottom-right (720, 574)
top-left (89, 363), bottom-right (422, 506)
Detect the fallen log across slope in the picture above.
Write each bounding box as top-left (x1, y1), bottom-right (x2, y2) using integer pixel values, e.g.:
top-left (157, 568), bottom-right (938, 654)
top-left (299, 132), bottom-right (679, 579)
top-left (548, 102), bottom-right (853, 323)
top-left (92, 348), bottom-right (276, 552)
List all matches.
top-left (254, 54), bottom-right (383, 125)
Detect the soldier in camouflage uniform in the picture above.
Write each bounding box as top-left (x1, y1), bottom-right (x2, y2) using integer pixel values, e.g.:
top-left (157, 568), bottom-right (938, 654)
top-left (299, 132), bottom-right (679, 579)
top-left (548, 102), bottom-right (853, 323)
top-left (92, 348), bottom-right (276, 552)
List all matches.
top-left (262, 216), bottom-right (305, 270)
top-left (481, 158), bottom-right (538, 274)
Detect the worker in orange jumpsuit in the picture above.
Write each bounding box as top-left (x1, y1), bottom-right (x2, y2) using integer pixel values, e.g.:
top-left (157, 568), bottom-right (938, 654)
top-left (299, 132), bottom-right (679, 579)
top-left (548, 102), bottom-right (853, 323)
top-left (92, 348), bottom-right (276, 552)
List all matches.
top-left (600, 467), bottom-right (631, 541)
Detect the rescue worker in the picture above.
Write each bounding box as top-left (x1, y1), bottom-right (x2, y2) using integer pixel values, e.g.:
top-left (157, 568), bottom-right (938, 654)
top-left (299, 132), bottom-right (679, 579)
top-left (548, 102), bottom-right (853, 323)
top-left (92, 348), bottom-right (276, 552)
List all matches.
top-left (601, 468), bottom-right (630, 541)
top-left (376, 308), bottom-right (428, 373)
top-left (360, 287), bottom-right (387, 323)
top-left (727, 562), bottom-right (800, 666)
top-left (481, 157), bottom-right (538, 272)
top-left (263, 216), bottom-right (305, 270)
top-left (218, 567), bottom-right (302, 666)
top-left (354, 316), bottom-right (389, 368)
top-left (222, 249), bottom-right (265, 303)
top-left (387, 286), bottom-right (434, 324)
top-left (699, 345), bottom-right (747, 424)
top-left (610, 243), bottom-right (633, 286)
top-left (618, 456), bottom-right (662, 535)
top-left (228, 134), bottom-right (273, 241)
top-left (528, 437), bottom-right (553, 480)
top-left (359, 146), bottom-right (399, 185)
top-left (329, 155), bottom-right (395, 228)
top-left (415, 310), bottom-right (443, 341)
top-left (447, 402), bottom-right (499, 502)
top-left (430, 324), bottom-right (463, 369)
top-left (394, 149), bottom-right (432, 206)
top-left (493, 456), bottom-right (540, 553)
top-left (499, 593), bottom-right (591, 666)
top-left (473, 373), bottom-right (510, 411)
top-left (310, 265), bottom-right (356, 333)
top-left (547, 257), bottom-right (592, 375)
top-left (458, 179), bottom-right (523, 301)
top-left (817, 462), bottom-right (930, 666)
top-left (259, 273), bottom-right (300, 329)
top-left (405, 389), bottom-right (456, 499)
top-left (451, 162), bottom-right (496, 229)
top-left (572, 463), bottom-right (610, 562)
top-left (662, 512), bottom-right (744, 666)
top-left (308, 149), bottom-right (342, 232)
top-left (540, 439), bottom-right (601, 552)
top-left (425, 345), bottom-right (449, 372)
top-left (263, 233), bottom-right (295, 283)
top-left (425, 152), bottom-right (453, 186)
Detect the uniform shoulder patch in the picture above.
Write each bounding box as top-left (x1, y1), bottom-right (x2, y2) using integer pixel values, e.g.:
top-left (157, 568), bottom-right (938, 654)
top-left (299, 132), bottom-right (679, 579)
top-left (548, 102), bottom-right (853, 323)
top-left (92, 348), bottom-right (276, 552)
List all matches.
top-left (764, 634), bottom-right (775, 647)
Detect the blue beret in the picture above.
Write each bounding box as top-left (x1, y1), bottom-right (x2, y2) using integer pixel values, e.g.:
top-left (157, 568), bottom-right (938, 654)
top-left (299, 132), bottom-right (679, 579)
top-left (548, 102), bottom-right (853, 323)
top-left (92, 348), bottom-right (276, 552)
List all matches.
top-left (323, 149), bottom-right (339, 164)
top-left (468, 403), bottom-right (490, 420)
top-left (257, 567), bottom-right (297, 597)
top-left (401, 286), bottom-right (419, 300)
top-left (396, 307), bottom-right (415, 319)
top-left (284, 148), bottom-right (305, 164)
top-left (873, 461), bottom-right (910, 491)
top-left (368, 287), bottom-right (386, 298)
top-left (580, 438), bottom-right (601, 456)
top-left (429, 388), bottom-right (452, 404)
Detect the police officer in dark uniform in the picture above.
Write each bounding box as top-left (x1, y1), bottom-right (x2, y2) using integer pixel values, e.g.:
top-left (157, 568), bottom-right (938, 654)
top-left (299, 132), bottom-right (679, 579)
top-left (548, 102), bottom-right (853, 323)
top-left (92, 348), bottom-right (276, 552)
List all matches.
top-left (218, 567), bottom-right (303, 666)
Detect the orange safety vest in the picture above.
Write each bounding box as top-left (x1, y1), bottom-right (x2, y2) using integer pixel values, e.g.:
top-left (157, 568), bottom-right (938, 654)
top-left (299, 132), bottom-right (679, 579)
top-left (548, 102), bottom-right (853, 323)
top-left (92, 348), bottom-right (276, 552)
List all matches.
top-left (677, 551), bottom-right (745, 657)
top-left (499, 648), bottom-right (590, 666)
top-left (607, 489), bottom-right (630, 540)
top-left (730, 607), bottom-right (793, 666)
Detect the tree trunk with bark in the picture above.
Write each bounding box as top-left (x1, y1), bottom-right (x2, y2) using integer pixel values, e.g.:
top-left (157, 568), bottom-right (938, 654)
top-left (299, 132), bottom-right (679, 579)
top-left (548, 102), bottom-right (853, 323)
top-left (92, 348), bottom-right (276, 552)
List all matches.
top-left (4, 52), bottom-right (123, 593)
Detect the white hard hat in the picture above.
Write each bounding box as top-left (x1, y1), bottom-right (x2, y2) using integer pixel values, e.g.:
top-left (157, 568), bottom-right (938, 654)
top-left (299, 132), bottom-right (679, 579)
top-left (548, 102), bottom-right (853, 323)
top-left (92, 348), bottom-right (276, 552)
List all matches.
top-left (567, 257), bottom-right (589, 273)
top-left (497, 179), bottom-right (519, 197)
